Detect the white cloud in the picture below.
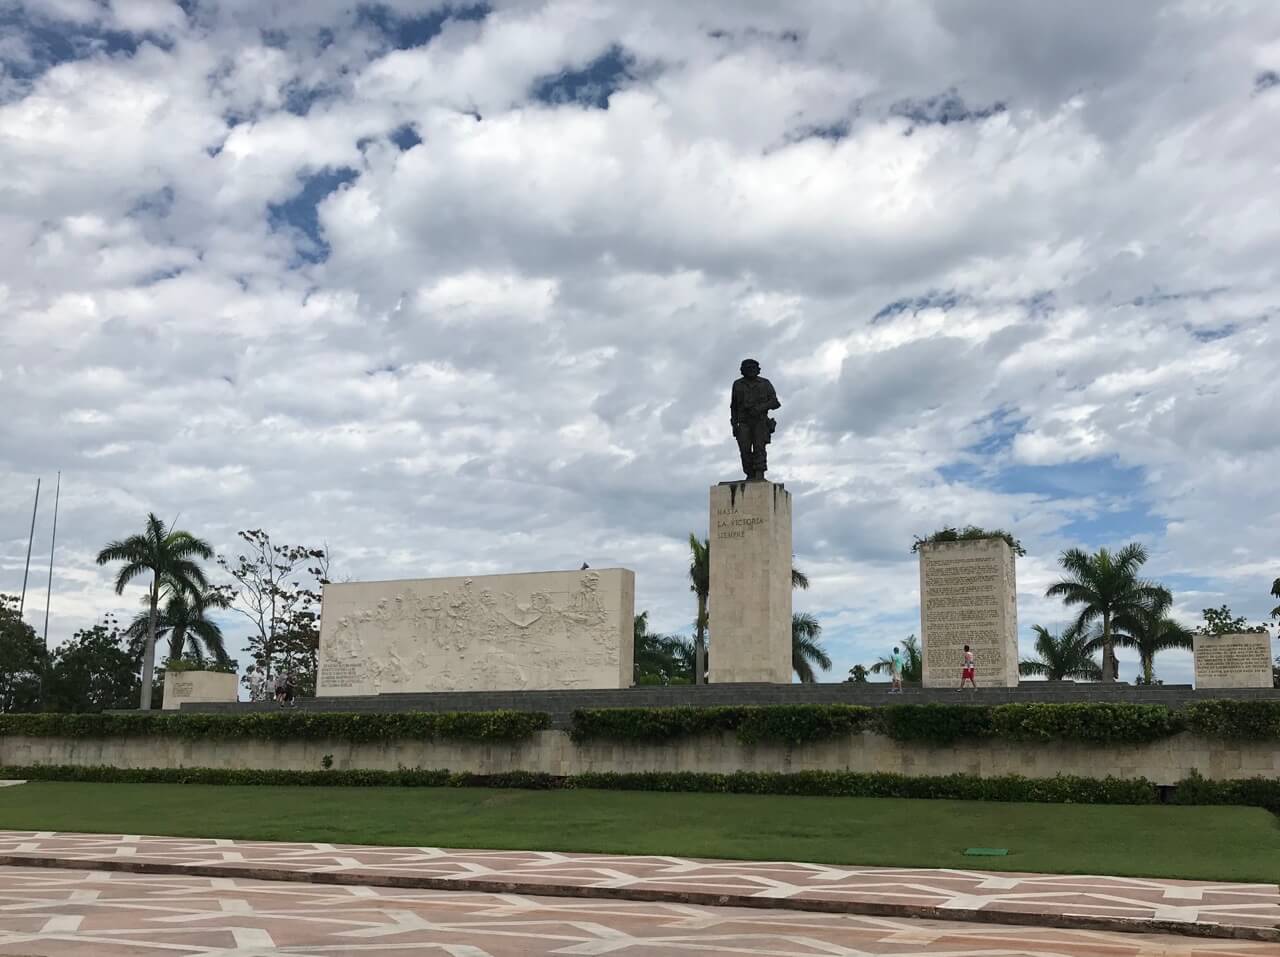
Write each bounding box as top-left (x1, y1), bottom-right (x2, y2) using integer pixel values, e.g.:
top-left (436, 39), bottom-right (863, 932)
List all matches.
top-left (1, 0), bottom-right (1278, 687)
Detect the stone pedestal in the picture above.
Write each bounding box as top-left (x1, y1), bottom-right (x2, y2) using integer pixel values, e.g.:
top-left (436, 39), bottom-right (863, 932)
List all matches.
top-left (162, 670), bottom-right (239, 710)
top-left (708, 481), bottom-right (792, 683)
top-left (1194, 632), bottom-right (1275, 688)
top-left (919, 538), bottom-right (1019, 687)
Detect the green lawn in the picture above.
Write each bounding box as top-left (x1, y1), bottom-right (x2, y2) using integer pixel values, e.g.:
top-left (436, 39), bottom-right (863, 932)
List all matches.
top-left (0, 783), bottom-right (1276, 883)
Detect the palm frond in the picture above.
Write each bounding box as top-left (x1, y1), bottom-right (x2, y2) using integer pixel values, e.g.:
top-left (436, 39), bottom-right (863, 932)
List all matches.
top-left (791, 567), bottom-right (810, 590)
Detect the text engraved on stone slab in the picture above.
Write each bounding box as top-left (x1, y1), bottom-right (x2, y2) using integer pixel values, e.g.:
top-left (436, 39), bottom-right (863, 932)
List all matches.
top-left (922, 556), bottom-right (1004, 669)
top-left (715, 507), bottom-right (765, 541)
top-left (1197, 643), bottom-right (1272, 678)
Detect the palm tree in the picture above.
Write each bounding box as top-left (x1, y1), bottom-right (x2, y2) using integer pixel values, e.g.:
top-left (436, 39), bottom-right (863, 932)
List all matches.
top-left (1045, 544), bottom-right (1167, 683)
top-left (126, 587), bottom-right (230, 668)
top-left (791, 612), bottom-right (830, 682)
top-left (1018, 625), bottom-right (1102, 681)
top-left (688, 534), bottom-right (709, 684)
top-left (96, 514), bottom-right (214, 709)
top-left (846, 664), bottom-right (869, 683)
top-left (1271, 576), bottom-right (1280, 620)
top-left (1112, 594), bottom-right (1194, 686)
top-left (870, 635), bottom-right (922, 683)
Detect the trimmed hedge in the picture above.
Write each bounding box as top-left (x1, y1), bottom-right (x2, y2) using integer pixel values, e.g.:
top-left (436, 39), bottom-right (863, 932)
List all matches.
top-left (1183, 700), bottom-right (1280, 740)
top-left (990, 703), bottom-right (1183, 744)
top-left (3, 763), bottom-right (1277, 811)
top-left (571, 701), bottom-right (1280, 747)
top-left (2, 701), bottom-right (1277, 749)
top-left (0, 711), bottom-right (551, 743)
top-left (566, 705), bottom-right (876, 746)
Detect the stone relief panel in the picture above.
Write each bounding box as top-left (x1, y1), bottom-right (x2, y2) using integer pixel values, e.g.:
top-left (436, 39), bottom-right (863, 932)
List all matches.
top-left (317, 568), bottom-right (635, 695)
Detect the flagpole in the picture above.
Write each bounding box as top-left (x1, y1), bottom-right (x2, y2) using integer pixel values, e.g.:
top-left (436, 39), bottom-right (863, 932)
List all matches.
top-left (42, 472), bottom-right (61, 650)
top-left (19, 478), bottom-right (40, 618)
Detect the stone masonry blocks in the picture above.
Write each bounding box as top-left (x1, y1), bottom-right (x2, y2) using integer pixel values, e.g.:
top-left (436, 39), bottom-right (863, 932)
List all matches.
top-left (708, 480), bottom-right (792, 684)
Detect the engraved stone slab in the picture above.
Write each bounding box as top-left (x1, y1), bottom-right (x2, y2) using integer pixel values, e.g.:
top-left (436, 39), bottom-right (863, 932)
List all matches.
top-left (317, 568), bottom-right (635, 695)
top-left (708, 481), bottom-right (792, 684)
top-left (919, 538), bottom-right (1019, 688)
top-left (162, 670), bottom-right (239, 710)
top-left (1194, 632), bottom-right (1274, 689)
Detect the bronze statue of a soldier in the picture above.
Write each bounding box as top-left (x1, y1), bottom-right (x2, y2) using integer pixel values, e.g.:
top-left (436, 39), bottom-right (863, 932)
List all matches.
top-left (730, 358), bottom-right (780, 480)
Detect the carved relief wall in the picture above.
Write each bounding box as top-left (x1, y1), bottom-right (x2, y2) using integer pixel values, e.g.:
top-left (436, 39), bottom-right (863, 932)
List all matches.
top-left (317, 568), bottom-right (635, 695)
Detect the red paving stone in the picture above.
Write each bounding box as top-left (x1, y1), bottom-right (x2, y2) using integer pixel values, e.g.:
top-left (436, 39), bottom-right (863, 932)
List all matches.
top-left (0, 865), bottom-right (1276, 956)
top-left (0, 830), bottom-right (1277, 942)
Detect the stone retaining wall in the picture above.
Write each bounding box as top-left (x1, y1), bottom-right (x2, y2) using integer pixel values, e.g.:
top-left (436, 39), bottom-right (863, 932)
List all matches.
top-left (2, 730), bottom-right (1276, 786)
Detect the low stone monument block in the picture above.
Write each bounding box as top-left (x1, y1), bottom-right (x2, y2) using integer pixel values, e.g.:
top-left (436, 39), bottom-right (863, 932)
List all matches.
top-left (708, 480), bottom-right (792, 684)
top-left (1193, 632), bottom-right (1274, 689)
top-left (317, 568), bottom-right (635, 695)
top-left (162, 670), bottom-right (239, 710)
top-left (919, 538), bottom-right (1019, 688)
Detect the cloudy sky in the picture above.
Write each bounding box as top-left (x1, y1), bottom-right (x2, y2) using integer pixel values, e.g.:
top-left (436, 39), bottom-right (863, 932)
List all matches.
top-left (2, 0), bottom-right (1278, 686)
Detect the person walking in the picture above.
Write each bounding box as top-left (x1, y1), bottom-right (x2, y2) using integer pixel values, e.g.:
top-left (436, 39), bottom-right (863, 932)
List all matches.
top-left (957, 645), bottom-right (977, 691)
top-left (890, 645), bottom-right (904, 694)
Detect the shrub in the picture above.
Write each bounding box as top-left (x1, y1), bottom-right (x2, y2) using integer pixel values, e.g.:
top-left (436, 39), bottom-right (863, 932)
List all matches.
top-left (0, 763), bottom-right (1158, 806)
top-left (872, 704), bottom-right (994, 744)
top-left (568, 705), bottom-right (874, 746)
top-left (910, 525), bottom-right (1026, 556)
top-left (1173, 770), bottom-right (1280, 813)
top-left (1182, 701), bottom-right (1280, 740)
top-left (991, 703), bottom-right (1183, 744)
top-left (0, 710), bottom-right (551, 743)
top-left (572, 701), bottom-right (1280, 748)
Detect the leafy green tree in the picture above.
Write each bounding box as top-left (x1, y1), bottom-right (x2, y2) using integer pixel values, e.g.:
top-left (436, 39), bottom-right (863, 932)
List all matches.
top-left (125, 587), bottom-right (230, 668)
top-left (687, 534), bottom-right (709, 685)
top-left (1018, 625), bottom-right (1101, 681)
top-left (43, 615), bottom-right (139, 713)
top-left (870, 635), bottom-right (922, 683)
top-left (1045, 544), bottom-right (1167, 682)
top-left (912, 526), bottom-right (1026, 556)
top-left (0, 594), bottom-right (45, 713)
top-left (216, 530), bottom-right (328, 694)
top-left (1112, 594), bottom-right (1193, 685)
top-left (96, 513), bottom-right (214, 709)
top-left (846, 664), bottom-right (869, 683)
top-left (1196, 605), bottom-right (1268, 635)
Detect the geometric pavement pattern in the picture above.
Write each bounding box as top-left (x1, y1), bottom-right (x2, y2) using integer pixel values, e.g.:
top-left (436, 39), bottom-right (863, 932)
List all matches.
top-left (0, 832), bottom-right (1277, 939)
top-left (0, 865), bottom-right (1277, 956)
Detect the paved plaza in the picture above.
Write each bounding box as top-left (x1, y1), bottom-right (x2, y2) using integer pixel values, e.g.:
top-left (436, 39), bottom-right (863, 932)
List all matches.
top-left (0, 865), bottom-right (1277, 956)
top-left (0, 831), bottom-right (1277, 949)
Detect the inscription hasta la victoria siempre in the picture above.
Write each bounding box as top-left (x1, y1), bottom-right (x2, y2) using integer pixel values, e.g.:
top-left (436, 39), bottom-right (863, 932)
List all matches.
top-left (715, 506), bottom-right (764, 541)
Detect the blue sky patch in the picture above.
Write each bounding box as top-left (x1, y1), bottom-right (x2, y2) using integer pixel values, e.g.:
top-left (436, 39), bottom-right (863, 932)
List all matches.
top-left (0, 10), bottom-right (153, 80)
top-left (1189, 322), bottom-right (1237, 343)
top-left (872, 289), bottom-right (964, 323)
top-left (891, 89), bottom-right (1006, 129)
top-left (267, 167), bottom-right (359, 263)
top-left (360, 3), bottom-right (489, 52)
top-left (532, 44), bottom-right (634, 108)
top-left (389, 123), bottom-right (422, 150)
